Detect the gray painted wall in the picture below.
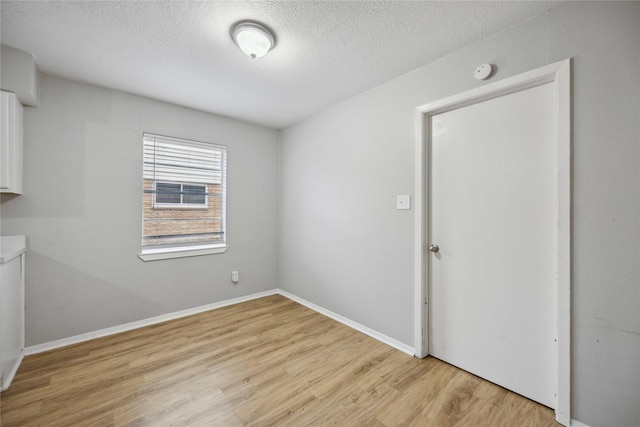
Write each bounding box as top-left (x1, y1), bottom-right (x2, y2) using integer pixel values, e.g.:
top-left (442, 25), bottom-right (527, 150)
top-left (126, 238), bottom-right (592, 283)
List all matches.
top-left (0, 74), bottom-right (280, 347)
top-left (279, 2), bottom-right (639, 426)
top-left (0, 44), bottom-right (40, 106)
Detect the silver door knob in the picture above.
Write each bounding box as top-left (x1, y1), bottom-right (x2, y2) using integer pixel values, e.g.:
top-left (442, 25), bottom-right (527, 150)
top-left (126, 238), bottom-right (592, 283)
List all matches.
top-left (428, 244), bottom-right (439, 253)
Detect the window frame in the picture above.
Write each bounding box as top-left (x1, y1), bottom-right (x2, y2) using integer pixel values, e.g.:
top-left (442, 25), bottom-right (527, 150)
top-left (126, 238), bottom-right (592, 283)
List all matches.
top-left (139, 133), bottom-right (228, 261)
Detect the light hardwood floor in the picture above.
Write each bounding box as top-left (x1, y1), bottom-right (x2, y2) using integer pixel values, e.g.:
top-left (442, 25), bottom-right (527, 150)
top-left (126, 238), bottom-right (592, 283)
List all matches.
top-left (0, 295), bottom-right (559, 426)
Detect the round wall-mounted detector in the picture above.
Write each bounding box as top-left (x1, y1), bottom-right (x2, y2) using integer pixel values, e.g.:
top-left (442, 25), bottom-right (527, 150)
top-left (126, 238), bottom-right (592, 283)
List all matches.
top-left (474, 63), bottom-right (493, 80)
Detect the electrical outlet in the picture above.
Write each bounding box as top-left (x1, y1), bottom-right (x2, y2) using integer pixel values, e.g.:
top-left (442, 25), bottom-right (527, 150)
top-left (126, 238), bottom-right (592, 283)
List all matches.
top-left (397, 195), bottom-right (411, 210)
top-left (231, 270), bottom-right (239, 283)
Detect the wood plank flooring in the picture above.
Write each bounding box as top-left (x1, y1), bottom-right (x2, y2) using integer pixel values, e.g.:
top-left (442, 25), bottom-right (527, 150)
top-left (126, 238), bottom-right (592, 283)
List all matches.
top-left (0, 295), bottom-right (559, 426)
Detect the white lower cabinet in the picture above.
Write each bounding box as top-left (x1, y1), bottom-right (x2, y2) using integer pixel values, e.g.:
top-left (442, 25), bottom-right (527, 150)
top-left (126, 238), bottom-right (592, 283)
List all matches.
top-left (0, 237), bottom-right (26, 391)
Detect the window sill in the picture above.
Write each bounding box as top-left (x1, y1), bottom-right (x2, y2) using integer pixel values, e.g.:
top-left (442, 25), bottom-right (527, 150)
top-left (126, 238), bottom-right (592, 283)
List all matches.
top-left (138, 244), bottom-right (228, 261)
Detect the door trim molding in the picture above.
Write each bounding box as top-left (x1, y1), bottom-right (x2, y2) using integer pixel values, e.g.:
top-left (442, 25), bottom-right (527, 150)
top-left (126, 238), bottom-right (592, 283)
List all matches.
top-left (413, 59), bottom-right (571, 425)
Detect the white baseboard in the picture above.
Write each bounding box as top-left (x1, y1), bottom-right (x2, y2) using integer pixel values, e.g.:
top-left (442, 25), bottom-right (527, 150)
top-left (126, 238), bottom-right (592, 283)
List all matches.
top-left (24, 289), bottom-right (279, 355)
top-left (24, 288), bottom-right (414, 359)
top-left (1, 352), bottom-right (25, 391)
top-left (278, 289), bottom-right (415, 356)
top-left (570, 419), bottom-right (591, 427)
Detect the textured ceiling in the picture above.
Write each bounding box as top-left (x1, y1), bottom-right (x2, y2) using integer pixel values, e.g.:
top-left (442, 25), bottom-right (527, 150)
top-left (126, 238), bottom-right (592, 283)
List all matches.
top-left (0, 1), bottom-right (560, 129)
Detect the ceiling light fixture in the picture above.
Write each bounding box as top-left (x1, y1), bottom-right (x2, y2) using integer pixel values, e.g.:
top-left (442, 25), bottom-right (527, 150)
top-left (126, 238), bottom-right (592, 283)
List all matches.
top-left (231, 21), bottom-right (276, 59)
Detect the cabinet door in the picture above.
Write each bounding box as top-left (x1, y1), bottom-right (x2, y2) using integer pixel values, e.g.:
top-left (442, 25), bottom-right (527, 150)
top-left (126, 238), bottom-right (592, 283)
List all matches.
top-left (1, 90), bottom-right (23, 194)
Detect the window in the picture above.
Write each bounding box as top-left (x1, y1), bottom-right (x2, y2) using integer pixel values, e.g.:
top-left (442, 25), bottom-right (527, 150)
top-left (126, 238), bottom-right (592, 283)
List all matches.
top-left (140, 133), bottom-right (227, 261)
top-left (154, 182), bottom-right (207, 207)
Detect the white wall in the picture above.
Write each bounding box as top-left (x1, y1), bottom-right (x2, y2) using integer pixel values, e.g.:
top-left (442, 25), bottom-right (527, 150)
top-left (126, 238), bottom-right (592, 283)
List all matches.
top-left (0, 74), bottom-right (280, 347)
top-left (279, 2), bottom-right (639, 426)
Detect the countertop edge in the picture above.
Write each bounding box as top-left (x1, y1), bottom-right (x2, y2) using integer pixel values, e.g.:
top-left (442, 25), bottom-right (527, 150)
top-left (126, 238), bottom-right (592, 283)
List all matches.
top-left (0, 235), bottom-right (27, 264)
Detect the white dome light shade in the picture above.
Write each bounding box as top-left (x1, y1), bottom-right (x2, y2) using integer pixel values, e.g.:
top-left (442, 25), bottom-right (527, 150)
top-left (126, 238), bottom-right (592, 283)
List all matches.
top-left (232, 22), bottom-right (276, 59)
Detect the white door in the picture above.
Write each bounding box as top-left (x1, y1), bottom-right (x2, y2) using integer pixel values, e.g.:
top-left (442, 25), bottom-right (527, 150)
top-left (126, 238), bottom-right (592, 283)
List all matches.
top-left (429, 82), bottom-right (556, 408)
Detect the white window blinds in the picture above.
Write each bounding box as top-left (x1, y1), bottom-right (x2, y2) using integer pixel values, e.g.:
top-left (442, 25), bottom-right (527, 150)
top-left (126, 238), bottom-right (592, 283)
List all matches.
top-left (143, 135), bottom-right (223, 184)
top-left (142, 133), bottom-right (227, 251)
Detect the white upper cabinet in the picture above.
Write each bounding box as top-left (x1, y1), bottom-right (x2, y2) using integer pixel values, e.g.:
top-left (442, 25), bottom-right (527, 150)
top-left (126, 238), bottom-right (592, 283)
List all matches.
top-left (1, 90), bottom-right (23, 194)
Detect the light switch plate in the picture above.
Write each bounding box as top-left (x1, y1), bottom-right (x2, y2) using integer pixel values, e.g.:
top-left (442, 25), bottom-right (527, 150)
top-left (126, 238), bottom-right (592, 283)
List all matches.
top-left (397, 195), bottom-right (411, 210)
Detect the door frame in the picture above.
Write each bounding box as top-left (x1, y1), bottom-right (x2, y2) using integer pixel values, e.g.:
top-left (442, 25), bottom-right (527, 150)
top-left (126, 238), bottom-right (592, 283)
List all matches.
top-left (413, 59), bottom-right (571, 425)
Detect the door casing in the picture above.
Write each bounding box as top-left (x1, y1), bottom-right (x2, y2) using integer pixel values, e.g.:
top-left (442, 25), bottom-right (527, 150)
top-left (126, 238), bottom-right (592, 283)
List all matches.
top-left (413, 59), bottom-right (571, 425)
